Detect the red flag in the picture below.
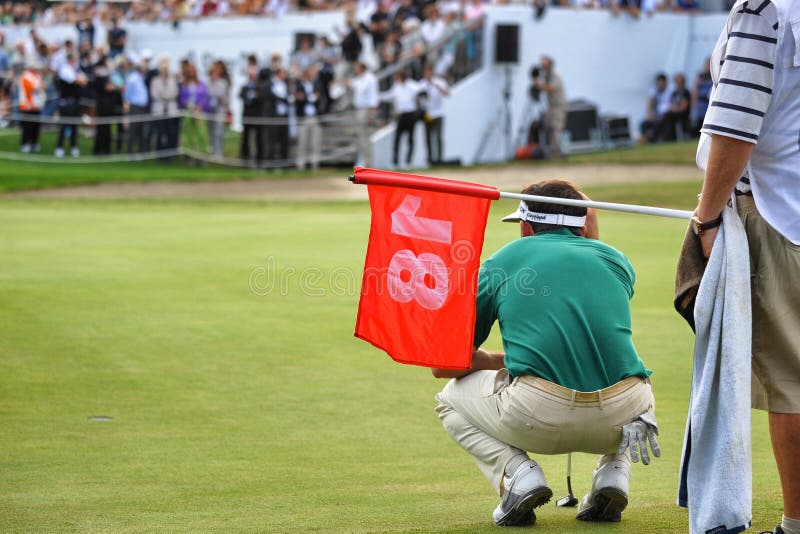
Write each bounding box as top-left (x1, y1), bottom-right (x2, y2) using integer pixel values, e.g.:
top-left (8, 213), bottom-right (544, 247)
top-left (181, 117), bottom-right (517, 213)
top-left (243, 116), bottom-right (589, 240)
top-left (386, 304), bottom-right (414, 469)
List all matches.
top-left (355, 183), bottom-right (493, 369)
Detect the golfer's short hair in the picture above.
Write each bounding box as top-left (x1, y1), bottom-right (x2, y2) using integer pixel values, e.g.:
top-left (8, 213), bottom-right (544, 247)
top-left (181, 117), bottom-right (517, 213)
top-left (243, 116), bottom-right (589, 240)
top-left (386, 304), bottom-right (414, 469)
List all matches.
top-left (521, 180), bottom-right (586, 235)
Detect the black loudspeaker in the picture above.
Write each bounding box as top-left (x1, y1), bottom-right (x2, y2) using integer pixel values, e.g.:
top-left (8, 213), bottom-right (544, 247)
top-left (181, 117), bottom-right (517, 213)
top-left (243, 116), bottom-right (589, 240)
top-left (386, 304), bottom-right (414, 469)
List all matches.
top-left (565, 101), bottom-right (600, 143)
top-left (602, 115), bottom-right (632, 146)
top-left (494, 24), bottom-right (519, 64)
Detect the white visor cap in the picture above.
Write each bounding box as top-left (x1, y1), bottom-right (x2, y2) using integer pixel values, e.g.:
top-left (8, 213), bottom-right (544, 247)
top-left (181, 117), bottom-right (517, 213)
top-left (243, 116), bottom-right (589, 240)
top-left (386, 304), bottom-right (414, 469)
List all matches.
top-left (501, 200), bottom-right (587, 227)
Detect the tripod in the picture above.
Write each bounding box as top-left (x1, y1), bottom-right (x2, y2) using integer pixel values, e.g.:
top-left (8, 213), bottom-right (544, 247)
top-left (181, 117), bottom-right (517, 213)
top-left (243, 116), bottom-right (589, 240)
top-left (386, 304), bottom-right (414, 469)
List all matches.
top-left (514, 95), bottom-right (545, 149)
top-left (474, 65), bottom-right (514, 163)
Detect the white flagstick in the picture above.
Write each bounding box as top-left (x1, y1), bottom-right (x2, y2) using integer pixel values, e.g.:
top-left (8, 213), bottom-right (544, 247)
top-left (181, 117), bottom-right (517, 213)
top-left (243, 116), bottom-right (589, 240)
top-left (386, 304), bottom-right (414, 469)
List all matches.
top-left (500, 192), bottom-right (694, 220)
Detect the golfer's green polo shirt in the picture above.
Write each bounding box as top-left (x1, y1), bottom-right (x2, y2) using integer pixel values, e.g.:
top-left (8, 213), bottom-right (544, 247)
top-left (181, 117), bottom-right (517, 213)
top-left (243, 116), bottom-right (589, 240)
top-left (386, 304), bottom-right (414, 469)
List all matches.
top-left (474, 228), bottom-right (651, 391)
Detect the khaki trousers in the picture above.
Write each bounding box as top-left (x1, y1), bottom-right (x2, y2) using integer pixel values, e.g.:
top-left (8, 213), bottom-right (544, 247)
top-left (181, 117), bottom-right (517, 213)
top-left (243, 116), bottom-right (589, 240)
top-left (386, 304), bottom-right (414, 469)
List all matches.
top-left (355, 108), bottom-right (372, 167)
top-left (435, 370), bottom-right (655, 493)
top-left (296, 116), bottom-right (321, 170)
top-left (737, 194), bottom-right (800, 413)
top-left (543, 107), bottom-right (566, 158)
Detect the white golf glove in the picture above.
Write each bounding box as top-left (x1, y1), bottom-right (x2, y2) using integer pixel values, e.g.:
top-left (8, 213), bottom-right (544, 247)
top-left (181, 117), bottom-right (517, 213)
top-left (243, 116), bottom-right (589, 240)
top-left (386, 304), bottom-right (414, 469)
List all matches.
top-left (617, 412), bottom-right (660, 465)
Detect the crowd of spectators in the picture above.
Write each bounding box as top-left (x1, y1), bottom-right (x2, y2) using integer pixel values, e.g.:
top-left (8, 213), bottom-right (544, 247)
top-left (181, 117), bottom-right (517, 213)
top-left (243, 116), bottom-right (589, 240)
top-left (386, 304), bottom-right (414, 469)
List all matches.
top-left (0, 0), bottom-right (480, 166)
top-left (226, 0), bottom-right (471, 168)
top-left (0, 1), bottom-right (285, 26)
top-left (0, 0), bottom-right (744, 29)
top-left (0, 0), bottom-right (724, 167)
top-left (0, 20), bottom-right (238, 160)
top-left (639, 60), bottom-right (712, 144)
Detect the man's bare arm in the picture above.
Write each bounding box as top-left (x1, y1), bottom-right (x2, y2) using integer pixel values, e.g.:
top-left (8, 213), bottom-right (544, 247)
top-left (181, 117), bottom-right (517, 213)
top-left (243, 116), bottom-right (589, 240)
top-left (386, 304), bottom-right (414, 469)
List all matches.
top-left (431, 348), bottom-right (504, 379)
top-left (580, 192), bottom-right (600, 240)
top-left (696, 134), bottom-right (755, 257)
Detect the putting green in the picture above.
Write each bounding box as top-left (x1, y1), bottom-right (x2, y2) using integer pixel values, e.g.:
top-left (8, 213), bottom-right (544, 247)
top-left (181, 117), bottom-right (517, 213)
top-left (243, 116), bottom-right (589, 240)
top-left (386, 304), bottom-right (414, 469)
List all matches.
top-left (0, 189), bottom-right (782, 532)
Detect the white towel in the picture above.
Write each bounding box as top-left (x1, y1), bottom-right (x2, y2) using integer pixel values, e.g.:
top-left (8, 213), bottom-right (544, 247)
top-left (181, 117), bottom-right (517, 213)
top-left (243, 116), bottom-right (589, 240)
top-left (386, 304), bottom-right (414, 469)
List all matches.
top-left (678, 198), bottom-right (752, 534)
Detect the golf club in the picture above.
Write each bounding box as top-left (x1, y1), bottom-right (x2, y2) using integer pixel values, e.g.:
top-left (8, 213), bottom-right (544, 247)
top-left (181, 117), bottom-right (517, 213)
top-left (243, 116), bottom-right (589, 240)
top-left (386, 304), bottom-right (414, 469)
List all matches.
top-left (556, 453), bottom-right (579, 507)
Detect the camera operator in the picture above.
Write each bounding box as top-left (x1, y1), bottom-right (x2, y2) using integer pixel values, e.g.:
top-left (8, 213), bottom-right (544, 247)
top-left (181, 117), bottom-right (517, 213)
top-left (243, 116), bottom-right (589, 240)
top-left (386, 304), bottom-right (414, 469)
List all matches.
top-left (531, 55), bottom-right (566, 159)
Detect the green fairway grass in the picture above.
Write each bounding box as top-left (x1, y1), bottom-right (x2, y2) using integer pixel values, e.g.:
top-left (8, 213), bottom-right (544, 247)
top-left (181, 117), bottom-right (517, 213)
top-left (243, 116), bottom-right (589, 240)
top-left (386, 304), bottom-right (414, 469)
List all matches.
top-left (566, 141), bottom-right (698, 165)
top-left (0, 180), bottom-right (782, 532)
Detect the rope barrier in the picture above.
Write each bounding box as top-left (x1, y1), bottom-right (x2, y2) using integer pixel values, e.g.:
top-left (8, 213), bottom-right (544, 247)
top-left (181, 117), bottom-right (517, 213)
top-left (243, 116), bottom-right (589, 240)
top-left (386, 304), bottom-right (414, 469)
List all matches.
top-left (182, 143), bottom-right (356, 168)
top-left (0, 110), bottom-right (361, 166)
top-left (0, 147), bottom-right (183, 163)
top-left (2, 108), bottom-right (359, 126)
top-left (0, 145), bottom-right (358, 166)
top-left (0, 132), bottom-right (357, 166)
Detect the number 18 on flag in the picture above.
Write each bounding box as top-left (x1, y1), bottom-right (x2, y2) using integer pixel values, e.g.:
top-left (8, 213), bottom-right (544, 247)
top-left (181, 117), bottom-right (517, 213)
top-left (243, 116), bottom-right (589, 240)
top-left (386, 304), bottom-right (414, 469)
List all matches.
top-left (354, 178), bottom-right (494, 369)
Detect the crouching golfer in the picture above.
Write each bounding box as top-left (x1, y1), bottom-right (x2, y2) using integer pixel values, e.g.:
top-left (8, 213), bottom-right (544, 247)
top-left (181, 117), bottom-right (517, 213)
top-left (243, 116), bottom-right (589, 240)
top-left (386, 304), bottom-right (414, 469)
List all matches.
top-left (433, 180), bottom-right (660, 526)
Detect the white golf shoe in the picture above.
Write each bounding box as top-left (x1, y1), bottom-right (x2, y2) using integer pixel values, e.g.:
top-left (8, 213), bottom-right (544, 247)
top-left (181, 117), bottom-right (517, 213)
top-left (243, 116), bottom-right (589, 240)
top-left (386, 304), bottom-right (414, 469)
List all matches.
top-left (576, 454), bottom-right (630, 522)
top-left (492, 459), bottom-right (553, 526)
top-left (54, 147), bottom-right (65, 158)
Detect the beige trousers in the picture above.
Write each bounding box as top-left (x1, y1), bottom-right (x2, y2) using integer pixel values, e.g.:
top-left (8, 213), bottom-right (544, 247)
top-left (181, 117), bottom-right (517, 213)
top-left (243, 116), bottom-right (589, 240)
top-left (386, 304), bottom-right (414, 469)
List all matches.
top-left (543, 107), bottom-right (566, 158)
top-left (737, 194), bottom-right (800, 413)
top-left (435, 370), bottom-right (655, 493)
top-left (296, 116), bottom-right (321, 170)
top-left (355, 108), bottom-right (372, 167)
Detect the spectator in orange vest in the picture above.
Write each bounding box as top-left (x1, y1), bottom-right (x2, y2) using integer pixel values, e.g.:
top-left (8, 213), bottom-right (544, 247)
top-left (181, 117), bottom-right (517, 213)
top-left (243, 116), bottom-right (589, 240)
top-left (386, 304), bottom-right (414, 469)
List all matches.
top-left (18, 58), bottom-right (45, 153)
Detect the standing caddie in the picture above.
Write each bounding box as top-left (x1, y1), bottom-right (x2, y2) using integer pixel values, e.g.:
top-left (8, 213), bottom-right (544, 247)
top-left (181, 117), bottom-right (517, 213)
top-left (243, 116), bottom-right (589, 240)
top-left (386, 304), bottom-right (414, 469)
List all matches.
top-left (433, 180), bottom-right (660, 527)
top-left (692, 1), bottom-right (800, 532)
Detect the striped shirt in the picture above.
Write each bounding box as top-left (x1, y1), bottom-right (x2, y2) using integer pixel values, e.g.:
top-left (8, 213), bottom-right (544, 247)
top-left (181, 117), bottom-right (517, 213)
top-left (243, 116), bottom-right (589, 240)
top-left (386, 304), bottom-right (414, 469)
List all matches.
top-left (701, 0), bottom-right (780, 143)
top-left (698, 0), bottom-right (800, 244)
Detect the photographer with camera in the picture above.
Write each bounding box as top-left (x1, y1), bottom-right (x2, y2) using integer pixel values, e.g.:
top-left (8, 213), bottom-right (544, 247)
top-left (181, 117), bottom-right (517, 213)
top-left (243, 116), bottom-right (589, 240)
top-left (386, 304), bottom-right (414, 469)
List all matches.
top-left (531, 55), bottom-right (566, 159)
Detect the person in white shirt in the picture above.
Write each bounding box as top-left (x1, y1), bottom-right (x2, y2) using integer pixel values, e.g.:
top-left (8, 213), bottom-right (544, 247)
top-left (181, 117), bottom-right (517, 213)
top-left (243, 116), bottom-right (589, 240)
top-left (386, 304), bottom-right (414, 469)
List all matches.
top-left (349, 61), bottom-right (379, 167)
top-left (216, 0), bottom-right (230, 15)
top-left (265, 0), bottom-right (289, 18)
top-left (421, 64), bottom-right (449, 165)
top-left (49, 39), bottom-right (74, 74)
top-left (690, 2), bottom-right (800, 533)
top-left (294, 66), bottom-right (322, 171)
top-left (399, 17), bottom-right (425, 80)
top-left (292, 37), bottom-right (318, 74)
top-left (419, 6), bottom-right (445, 71)
top-left (419, 5), bottom-right (445, 49)
top-left (54, 54), bottom-right (87, 158)
top-left (269, 67), bottom-right (290, 162)
top-left (379, 69), bottom-right (424, 167)
top-left (640, 73), bottom-right (671, 143)
top-left (435, 8), bottom-right (461, 77)
top-left (464, 0), bottom-right (484, 22)
top-left (22, 29), bottom-right (37, 58)
top-left (355, 0), bottom-right (376, 21)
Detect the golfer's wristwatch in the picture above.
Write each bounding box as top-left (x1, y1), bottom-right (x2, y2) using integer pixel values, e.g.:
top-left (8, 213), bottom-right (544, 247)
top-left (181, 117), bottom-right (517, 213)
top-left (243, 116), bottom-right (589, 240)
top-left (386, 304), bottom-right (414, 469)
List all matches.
top-left (690, 213), bottom-right (723, 237)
